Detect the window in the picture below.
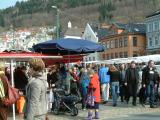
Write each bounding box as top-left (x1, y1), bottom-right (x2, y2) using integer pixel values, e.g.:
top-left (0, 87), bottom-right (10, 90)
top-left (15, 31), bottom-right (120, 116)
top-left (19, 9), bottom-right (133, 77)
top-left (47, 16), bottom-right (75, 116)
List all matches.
top-left (133, 37), bottom-right (137, 47)
top-left (89, 57), bottom-right (91, 61)
top-left (115, 53), bottom-right (118, 58)
top-left (154, 21), bottom-right (159, 31)
top-left (107, 54), bottom-right (110, 60)
top-left (155, 36), bottom-right (158, 45)
top-left (149, 23), bottom-right (153, 32)
top-left (110, 40), bottom-right (115, 48)
top-left (85, 58), bottom-right (88, 62)
top-left (149, 37), bottom-right (153, 46)
top-left (124, 37), bottom-right (128, 47)
top-left (158, 34), bottom-right (160, 45)
top-left (93, 57), bottom-right (95, 61)
top-left (111, 53), bottom-right (114, 59)
top-left (102, 54), bottom-right (105, 59)
top-left (124, 52), bottom-right (128, 58)
top-left (119, 38), bottom-right (122, 47)
top-left (119, 52), bottom-right (123, 58)
top-left (115, 39), bottom-right (118, 48)
top-left (133, 51), bottom-right (138, 57)
top-left (107, 41), bottom-right (110, 49)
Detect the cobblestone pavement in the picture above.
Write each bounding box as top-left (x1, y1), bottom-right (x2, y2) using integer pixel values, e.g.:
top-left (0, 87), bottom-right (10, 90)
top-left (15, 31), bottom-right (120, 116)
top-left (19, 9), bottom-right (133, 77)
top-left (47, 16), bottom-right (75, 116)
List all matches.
top-left (9, 101), bottom-right (160, 120)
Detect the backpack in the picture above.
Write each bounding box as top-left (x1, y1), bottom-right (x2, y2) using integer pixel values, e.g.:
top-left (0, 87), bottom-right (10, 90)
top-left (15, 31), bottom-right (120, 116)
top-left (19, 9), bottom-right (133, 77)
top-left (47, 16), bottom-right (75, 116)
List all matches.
top-left (1, 78), bottom-right (20, 106)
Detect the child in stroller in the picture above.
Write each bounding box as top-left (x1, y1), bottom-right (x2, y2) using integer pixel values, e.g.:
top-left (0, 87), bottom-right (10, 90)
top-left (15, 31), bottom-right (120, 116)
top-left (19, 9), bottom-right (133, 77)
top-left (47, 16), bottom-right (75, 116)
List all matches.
top-left (52, 88), bottom-right (79, 116)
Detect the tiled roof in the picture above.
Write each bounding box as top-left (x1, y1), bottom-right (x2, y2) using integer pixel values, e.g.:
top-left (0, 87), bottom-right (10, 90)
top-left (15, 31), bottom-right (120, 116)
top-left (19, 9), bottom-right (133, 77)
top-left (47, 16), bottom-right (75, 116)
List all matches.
top-left (114, 23), bottom-right (146, 34)
top-left (146, 10), bottom-right (160, 18)
top-left (90, 26), bottom-right (109, 40)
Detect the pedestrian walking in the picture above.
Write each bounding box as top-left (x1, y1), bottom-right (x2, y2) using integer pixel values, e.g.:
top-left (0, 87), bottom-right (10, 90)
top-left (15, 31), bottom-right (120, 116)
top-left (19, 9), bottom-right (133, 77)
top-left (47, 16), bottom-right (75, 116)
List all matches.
top-left (98, 64), bottom-right (110, 104)
top-left (125, 61), bottom-right (139, 106)
top-left (142, 60), bottom-right (159, 108)
top-left (108, 65), bottom-right (120, 107)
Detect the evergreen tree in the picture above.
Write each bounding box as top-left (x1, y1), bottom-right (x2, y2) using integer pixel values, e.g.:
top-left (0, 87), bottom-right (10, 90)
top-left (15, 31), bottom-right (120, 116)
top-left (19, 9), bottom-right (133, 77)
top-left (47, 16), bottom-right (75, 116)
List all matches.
top-left (98, 0), bottom-right (116, 23)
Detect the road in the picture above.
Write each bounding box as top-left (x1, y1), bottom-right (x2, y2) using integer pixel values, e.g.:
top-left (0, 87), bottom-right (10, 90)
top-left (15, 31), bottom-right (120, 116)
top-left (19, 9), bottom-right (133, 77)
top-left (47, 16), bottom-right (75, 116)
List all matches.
top-left (8, 101), bottom-right (160, 120)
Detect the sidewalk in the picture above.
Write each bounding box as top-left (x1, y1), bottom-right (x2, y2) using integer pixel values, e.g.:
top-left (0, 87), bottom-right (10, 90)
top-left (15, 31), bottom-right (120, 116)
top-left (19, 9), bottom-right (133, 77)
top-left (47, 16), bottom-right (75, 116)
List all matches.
top-left (8, 101), bottom-right (160, 120)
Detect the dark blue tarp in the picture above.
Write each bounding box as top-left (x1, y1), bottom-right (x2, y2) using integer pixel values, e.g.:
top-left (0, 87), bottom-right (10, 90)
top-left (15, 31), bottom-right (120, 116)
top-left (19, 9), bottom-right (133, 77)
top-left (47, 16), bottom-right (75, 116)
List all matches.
top-left (33, 38), bottom-right (104, 55)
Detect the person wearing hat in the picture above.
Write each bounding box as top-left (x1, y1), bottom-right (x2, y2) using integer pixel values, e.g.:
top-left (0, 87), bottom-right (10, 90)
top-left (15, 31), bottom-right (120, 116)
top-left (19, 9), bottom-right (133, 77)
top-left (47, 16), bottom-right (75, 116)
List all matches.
top-left (0, 62), bottom-right (9, 120)
top-left (125, 61), bottom-right (139, 106)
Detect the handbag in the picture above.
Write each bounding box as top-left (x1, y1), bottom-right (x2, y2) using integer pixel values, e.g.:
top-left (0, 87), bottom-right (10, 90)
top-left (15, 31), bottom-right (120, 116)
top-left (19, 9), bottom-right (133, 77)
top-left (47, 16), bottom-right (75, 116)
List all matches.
top-left (86, 89), bottom-right (95, 107)
top-left (2, 78), bottom-right (20, 106)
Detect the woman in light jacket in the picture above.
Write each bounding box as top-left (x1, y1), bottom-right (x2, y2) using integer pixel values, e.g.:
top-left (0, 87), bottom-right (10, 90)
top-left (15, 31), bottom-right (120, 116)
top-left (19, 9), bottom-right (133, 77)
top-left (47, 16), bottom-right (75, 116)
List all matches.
top-left (24, 58), bottom-right (48, 120)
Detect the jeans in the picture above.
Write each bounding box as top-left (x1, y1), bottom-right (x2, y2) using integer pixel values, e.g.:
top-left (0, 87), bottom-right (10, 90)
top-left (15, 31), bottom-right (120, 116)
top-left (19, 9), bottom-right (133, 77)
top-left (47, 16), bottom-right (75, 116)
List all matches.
top-left (111, 82), bottom-right (119, 105)
top-left (101, 83), bottom-right (110, 101)
top-left (147, 81), bottom-right (156, 105)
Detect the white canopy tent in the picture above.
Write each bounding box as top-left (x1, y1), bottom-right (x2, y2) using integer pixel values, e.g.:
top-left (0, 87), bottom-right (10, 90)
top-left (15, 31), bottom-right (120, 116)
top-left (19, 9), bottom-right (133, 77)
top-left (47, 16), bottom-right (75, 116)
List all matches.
top-left (92, 54), bottom-right (160, 65)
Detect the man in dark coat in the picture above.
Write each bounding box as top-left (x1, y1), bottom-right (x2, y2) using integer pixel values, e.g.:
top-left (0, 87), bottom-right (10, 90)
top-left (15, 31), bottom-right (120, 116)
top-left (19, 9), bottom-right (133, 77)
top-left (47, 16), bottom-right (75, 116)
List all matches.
top-left (142, 60), bottom-right (159, 108)
top-left (125, 61), bottom-right (139, 106)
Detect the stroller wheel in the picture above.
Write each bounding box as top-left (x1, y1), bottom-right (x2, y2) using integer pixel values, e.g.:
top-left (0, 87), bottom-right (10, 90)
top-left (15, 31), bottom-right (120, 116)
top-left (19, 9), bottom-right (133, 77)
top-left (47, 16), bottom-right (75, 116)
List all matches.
top-left (70, 107), bottom-right (78, 116)
top-left (53, 108), bottom-right (59, 115)
top-left (53, 101), bottom-right (59, 115)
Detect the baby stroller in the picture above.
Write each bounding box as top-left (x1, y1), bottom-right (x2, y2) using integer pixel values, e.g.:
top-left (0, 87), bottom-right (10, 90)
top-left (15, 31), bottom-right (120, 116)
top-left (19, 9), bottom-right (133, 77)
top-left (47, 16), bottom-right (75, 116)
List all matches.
top-left (52, 88), bottom-right (79, 116)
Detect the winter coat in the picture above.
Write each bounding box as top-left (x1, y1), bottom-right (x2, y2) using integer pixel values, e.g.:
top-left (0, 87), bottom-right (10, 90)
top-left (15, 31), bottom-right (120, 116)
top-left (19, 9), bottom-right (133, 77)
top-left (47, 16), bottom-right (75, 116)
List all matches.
top-left (80, 73), bottom-right (90, 97)
top-left (0, 75), bottom-right (9, 120)
top-left (24, 72), bottom-right (48, 120)
top-left (98, 67), bottom-right (110, 84)
top-left (88, 73), bottom-right (101, 103)
top-left (142, 66), bottom-right (159, 85)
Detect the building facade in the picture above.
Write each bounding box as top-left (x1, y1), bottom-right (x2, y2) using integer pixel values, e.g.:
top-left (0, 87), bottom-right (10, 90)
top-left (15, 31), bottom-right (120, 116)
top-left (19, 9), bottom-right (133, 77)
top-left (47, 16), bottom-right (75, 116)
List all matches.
top-left (100, 23), bottom-right (146, 60)
top-left (145, 10), bottom-right (160, 54)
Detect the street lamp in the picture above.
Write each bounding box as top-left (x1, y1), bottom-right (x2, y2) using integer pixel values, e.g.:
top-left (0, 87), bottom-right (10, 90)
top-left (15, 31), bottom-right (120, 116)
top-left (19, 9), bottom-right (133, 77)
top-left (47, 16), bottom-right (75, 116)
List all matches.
top-left (52, 6), bottom-right (60, 39)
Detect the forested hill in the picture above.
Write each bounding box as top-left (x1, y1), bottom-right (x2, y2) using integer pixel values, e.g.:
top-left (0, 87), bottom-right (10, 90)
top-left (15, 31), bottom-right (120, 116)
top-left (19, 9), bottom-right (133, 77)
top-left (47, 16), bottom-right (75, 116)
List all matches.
top-left (0, 0), bottom-right (160, 30)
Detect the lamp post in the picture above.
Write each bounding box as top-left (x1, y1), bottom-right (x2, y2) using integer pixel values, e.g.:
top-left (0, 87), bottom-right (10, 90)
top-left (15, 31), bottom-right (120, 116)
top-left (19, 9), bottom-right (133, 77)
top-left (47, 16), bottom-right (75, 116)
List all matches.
top-left (52, 6), bottom-right (60, 39)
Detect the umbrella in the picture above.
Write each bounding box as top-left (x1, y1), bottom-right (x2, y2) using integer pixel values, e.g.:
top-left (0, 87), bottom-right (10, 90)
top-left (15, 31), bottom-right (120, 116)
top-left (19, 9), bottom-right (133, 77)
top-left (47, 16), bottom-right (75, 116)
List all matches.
top-left (33, 38), bottom-right (104, 55)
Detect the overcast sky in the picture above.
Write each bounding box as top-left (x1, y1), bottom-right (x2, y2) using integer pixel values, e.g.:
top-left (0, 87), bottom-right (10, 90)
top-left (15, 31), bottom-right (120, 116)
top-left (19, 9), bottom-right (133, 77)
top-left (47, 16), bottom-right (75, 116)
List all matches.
top-left (0, 0), bottom-right (25, 9)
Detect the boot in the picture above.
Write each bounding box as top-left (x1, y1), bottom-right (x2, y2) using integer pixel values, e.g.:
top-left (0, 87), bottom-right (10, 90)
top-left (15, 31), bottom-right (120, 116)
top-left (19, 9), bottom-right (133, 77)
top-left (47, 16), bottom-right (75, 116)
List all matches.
top-left (86, 112), bottom-right (93, 120)
top-left (93, 111), bottom-right (99, 119)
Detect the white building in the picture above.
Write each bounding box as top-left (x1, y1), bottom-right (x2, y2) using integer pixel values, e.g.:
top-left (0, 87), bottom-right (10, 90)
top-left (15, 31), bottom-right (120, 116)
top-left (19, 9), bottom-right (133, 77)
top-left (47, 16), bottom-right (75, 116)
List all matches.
top-left (145, 10), bottom-right (160, 54)
top-left (82, 23), bottom-right (99, 61)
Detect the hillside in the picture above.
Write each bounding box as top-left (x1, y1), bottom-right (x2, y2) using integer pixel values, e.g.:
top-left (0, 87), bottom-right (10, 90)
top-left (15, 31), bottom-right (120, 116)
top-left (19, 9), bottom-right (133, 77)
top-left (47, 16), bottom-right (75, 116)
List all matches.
top-left (0, 0), bottom-right (160, 31)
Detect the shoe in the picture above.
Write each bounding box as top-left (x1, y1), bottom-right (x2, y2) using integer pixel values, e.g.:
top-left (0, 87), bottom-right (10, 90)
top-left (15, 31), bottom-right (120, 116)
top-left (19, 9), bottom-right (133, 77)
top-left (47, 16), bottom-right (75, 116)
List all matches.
top-left (113, 103), bottom-right (117, 107)
top-left (82, 108), bottom-right (86, 111)
top-left (85, 112), bottom-right (93, 120)
top-left (150, 104), bottom-right (157, 108)
top-left (93, 111), bottom-right (99, 119)
top-left (132, 102), bottom-right (137, 106)
top-left (102, 101), bottom-right (108, 104)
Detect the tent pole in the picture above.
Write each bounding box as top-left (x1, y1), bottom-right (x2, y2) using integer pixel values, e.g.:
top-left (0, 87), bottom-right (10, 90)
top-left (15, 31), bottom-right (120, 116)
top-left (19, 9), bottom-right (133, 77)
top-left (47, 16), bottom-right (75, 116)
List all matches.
top-left (10, 59), bottom-right (16, 120)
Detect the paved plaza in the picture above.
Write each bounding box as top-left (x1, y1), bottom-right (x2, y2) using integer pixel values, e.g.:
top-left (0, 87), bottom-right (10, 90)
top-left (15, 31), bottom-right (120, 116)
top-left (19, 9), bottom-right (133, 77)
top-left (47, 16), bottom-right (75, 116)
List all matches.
top-left (8, 101), bottom-right (160, 120)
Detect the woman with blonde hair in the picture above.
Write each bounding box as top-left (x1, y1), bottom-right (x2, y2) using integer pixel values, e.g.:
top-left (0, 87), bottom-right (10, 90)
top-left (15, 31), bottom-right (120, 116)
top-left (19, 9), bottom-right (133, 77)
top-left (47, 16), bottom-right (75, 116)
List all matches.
top-left (108, 64), bottom-right (120, 107)
top-left (0, 62), bottom-right (9, 120)
top-left (24, 58), bottom-right (48, 120)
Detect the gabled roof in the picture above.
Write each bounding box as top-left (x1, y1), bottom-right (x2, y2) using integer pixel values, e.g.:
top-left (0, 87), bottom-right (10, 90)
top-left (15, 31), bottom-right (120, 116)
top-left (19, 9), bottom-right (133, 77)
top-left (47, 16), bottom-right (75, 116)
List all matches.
top-left (146, 10), bottom-right (160, 18)
top-left (64, 28), bottom-right (84, 37)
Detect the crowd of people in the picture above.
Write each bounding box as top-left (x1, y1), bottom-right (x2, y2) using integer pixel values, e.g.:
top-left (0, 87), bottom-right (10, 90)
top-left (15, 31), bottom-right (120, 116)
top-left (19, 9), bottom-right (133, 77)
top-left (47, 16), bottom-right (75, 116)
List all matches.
top-left (0, 59), bottom-right (160, 120)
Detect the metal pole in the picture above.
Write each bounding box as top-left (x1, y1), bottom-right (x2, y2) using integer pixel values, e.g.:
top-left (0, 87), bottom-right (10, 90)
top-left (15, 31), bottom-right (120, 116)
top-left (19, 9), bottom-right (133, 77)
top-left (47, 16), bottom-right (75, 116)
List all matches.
top-left (56, 9), bottom-right (60, 39)
top-left (10, 59), bottom-right (16, 120)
